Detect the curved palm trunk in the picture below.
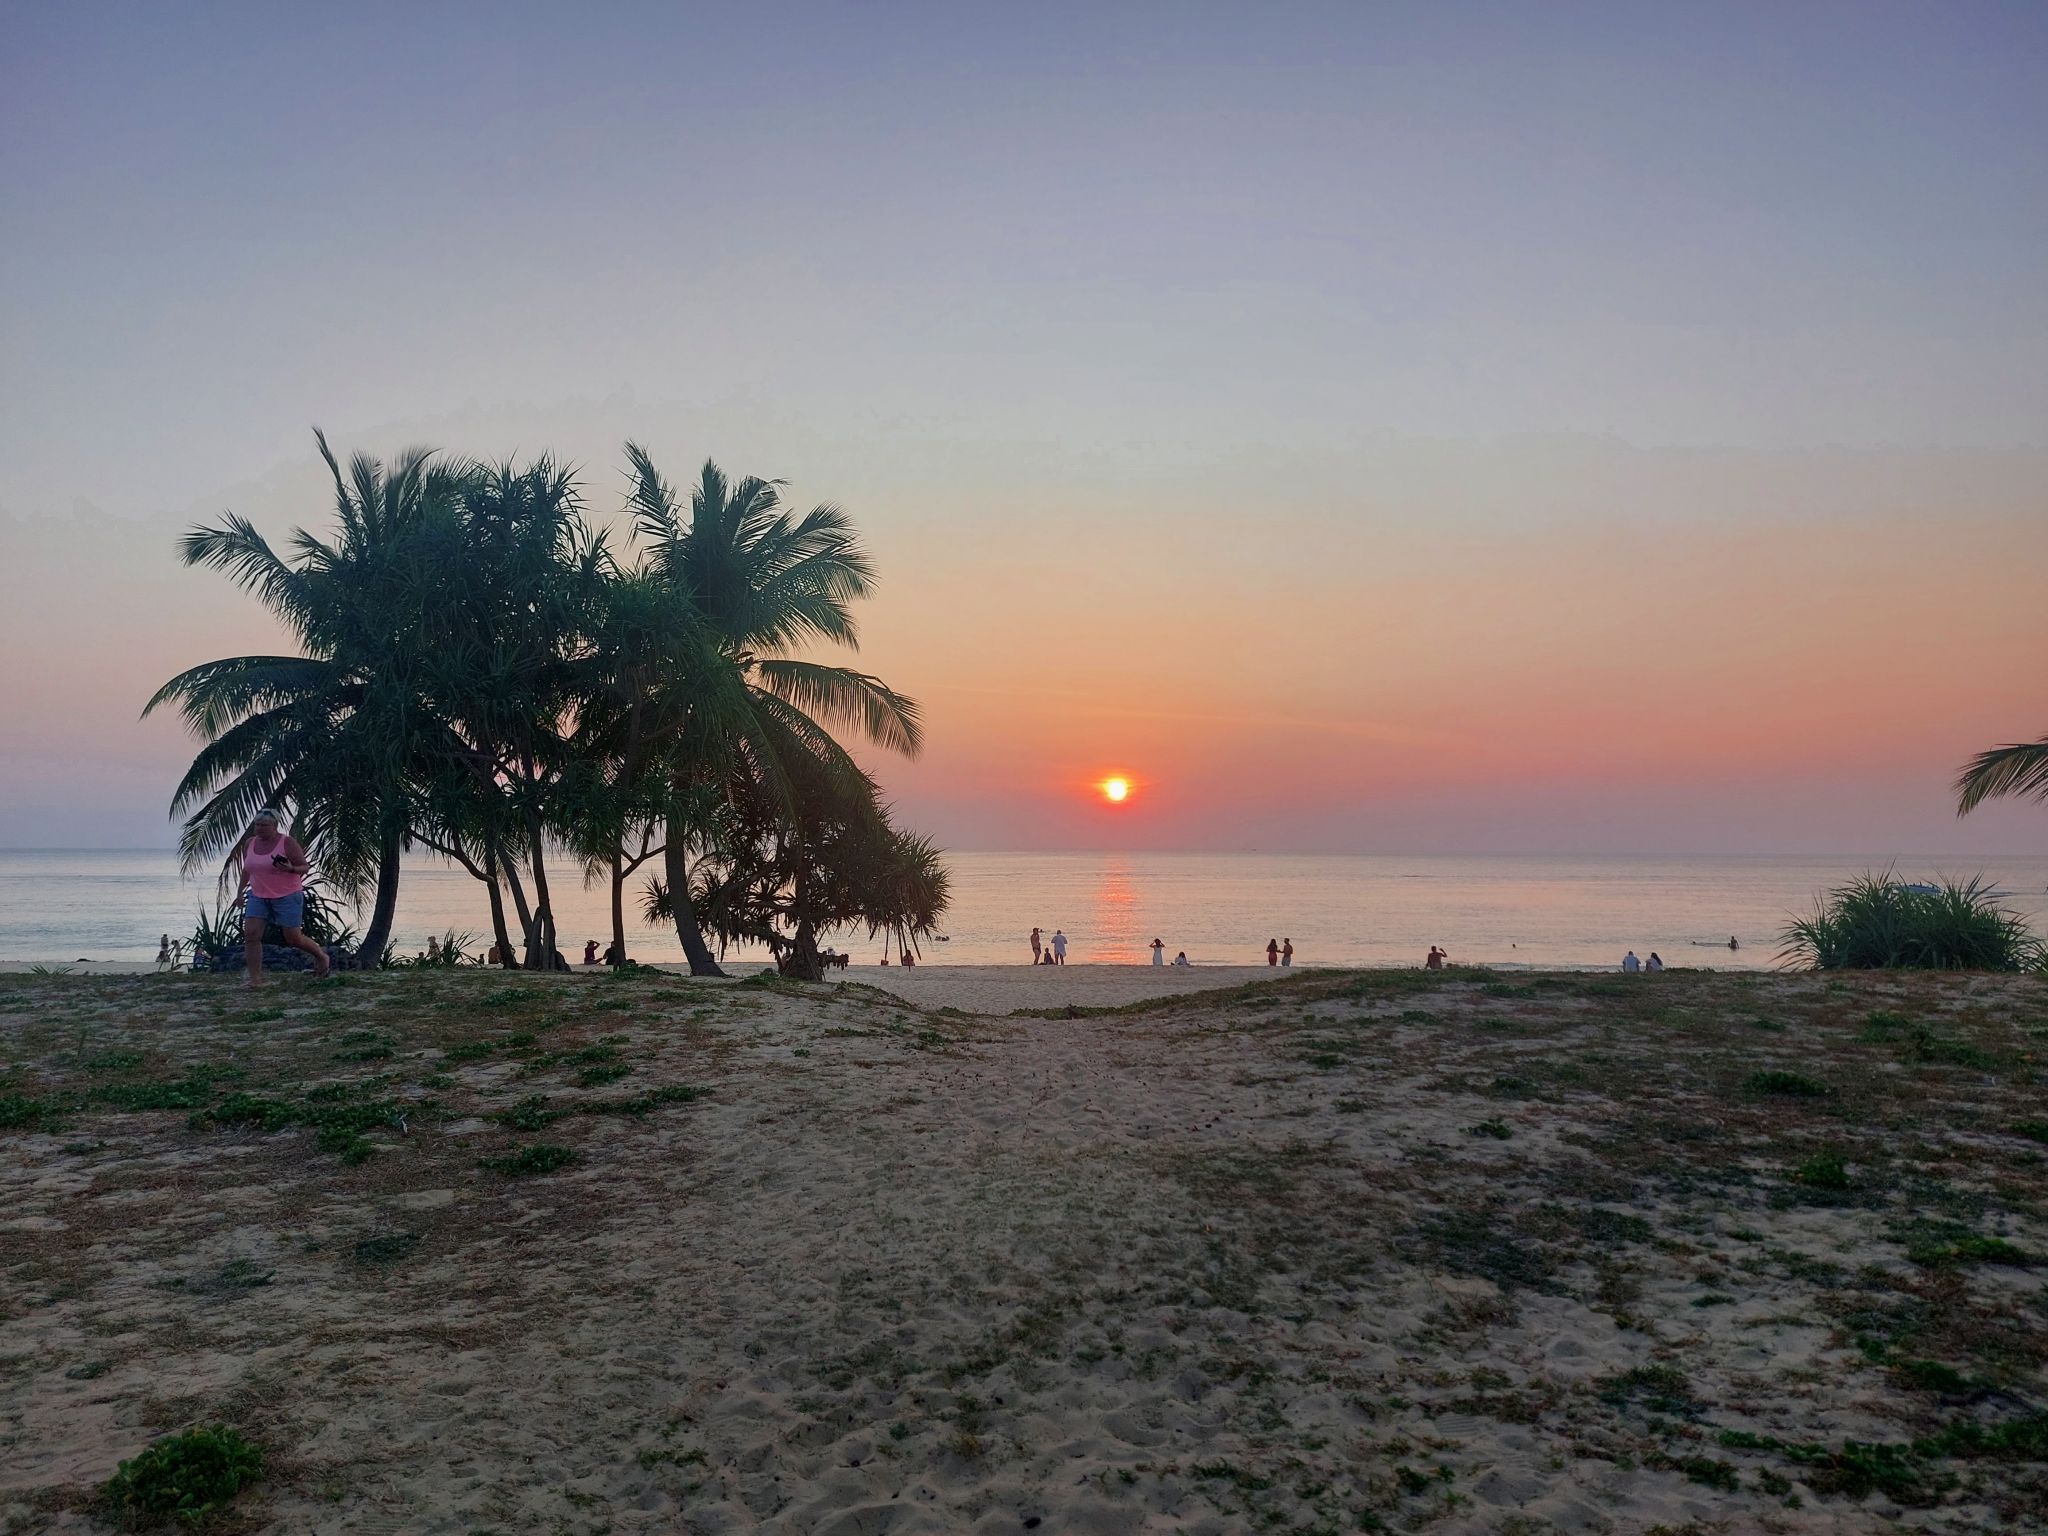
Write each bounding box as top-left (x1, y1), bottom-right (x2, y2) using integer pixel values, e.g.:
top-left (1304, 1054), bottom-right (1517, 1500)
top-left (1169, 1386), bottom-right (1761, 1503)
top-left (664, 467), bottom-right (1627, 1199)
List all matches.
top-left (523, 818), bottom-right (558, 970)
top-left (663, 838), bottom-right (725, 976)
top-left (356, 828), bottom-right (404, 966)
top-left (483, 853), bottom-right (516, 967)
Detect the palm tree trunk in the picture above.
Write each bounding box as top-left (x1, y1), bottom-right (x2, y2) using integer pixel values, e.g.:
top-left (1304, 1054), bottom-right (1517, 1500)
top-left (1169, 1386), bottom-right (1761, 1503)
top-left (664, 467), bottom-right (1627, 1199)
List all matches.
top-left (609, 850), bottom-right (627, 965)
top-left (663, 838), bottom-right (725, 976)
top-left (484, 856), bottom-right (515, 967)
top-left (499, 845), bottom-right (534, 948)
top-left (524, 817), bottom-right (556, 970)
top-left (356, 827), bottom-right (404, 965)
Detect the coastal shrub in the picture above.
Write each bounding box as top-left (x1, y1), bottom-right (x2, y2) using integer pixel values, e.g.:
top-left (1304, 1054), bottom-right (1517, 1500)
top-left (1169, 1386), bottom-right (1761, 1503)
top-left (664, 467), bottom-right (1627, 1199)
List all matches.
top-left (102, 1424), bottom-right (262, 1529)
top-left (1780, 874), bottom-right (2045, 971)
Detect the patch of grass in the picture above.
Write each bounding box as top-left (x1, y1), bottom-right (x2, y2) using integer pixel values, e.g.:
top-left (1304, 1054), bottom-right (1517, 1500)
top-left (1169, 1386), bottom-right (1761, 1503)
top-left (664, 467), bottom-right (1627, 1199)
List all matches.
top-left (1599, 1364), bottom-right (1700, 1418)
top-left (1418, 1208), bottom-right (1559, 1293)
top-left (479, 986), bottom-right (544, 1008)
top-left (1487, 1073), bottom-right (1538, 1099)
top-left (575, 1062), bottom-right (633, 1087)
top-left (101, 1424), bottom-right (263, 1529)
top-left (84, 1049), bottom-right (146, 1073)
top-left (0, 1092), bottom-right (66, 1132)
top-left (1191, 1459), bottom-right (1275, 1492)
top-left (496, 1095), bottom-right (565, 1132)
top-left (351, 1232), bottom-right (419, 1265)
top-left (2011, 1119), bottom-right (2048, 1144)
top-left (483, 1142), bottom-right (577, 1176)
top-left (1860, 1009), bottom-right (1915, 1041)
top-left (1896, 1027), bottom-right (2000, 1070)
top-left (1793, 1153), bottom-right (1853, 1190)
top-left (93, 1074), bottom-right (235, 1113)
top-left (216, 1258), bottom-right (274, 1290)
top-left (1741, 1069), bottom-right (1828, 1099)
top-left (1892, 1358), bottom-right (1969, 1394)
top-left (1893, 1220), bottom-right (2031, 1267)
top-left (1467, 1119), bottom-right (1513, 1140)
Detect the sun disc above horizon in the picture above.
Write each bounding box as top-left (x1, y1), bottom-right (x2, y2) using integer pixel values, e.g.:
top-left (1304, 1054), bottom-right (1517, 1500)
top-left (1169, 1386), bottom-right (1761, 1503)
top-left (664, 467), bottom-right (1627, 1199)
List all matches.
top-left (1102, 777), bottom-right (1130, 803)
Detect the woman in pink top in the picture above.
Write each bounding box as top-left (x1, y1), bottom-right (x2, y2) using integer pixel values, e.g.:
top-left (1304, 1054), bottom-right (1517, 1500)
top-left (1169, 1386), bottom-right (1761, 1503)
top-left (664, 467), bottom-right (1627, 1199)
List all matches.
top-left (236, 807), bottom-right (329, 986)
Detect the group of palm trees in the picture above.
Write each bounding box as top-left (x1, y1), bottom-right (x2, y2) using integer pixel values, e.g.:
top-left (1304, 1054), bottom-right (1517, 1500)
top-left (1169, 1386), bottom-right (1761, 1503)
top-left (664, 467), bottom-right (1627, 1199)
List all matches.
top-left (147, 432), bottom-right (947, 978)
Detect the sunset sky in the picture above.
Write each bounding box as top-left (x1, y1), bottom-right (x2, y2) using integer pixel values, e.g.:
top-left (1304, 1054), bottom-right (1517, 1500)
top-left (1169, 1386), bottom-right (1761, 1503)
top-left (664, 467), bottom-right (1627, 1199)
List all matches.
top-left (2, 3), bottom-right (2044, 855)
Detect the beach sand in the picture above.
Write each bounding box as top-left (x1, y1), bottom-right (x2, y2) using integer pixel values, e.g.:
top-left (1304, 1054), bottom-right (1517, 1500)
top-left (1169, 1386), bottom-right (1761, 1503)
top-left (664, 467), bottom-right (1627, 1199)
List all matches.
top-left (3, 965), bottom-right (2043, 1532)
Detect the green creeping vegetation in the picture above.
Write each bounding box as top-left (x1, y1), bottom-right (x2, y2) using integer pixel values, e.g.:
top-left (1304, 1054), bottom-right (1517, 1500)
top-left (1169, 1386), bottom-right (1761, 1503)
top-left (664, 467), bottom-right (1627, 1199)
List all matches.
top-left (101, 1424), bottom-right (263, 1529)
top-left (492, 1083), bottom-right (707, 1132)
top-left (483, 1143), bottom-right (578, 1176)
top-left (2013, 1120), bottom-right (2048, 1144)
top-left (1893, 1222), bottom-right (2032, 1267)
top-left (190, 1083), bottom-right (425, 1165)
top-left (1741, 1069), bottom-right (1829, 1098)
top-left (1792, 1152), bottom-right (1854, 1190)
top-left (1718, 1412), bottom-right (2048, 1503)
top-left (1781, 872), bottom-right (2046, 972)
top-left (1467, 1119), bottom-right (1513, 1140)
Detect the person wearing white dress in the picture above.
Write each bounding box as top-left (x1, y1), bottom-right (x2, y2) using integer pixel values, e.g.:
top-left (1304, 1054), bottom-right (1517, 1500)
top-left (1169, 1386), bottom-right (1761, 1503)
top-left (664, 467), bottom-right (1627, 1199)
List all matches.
top-left (1150, 938), bottom-right (1164, 966)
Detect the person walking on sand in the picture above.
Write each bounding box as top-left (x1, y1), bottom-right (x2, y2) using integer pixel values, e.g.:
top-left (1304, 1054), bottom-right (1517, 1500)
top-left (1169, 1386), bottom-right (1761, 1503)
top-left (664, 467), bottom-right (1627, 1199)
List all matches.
top-left (1030, 926), bottom-right (1042, 964)
top-left (1266, 938), bottom-right (1279, 966)
top-left (1052, 929), bottom-right (1068, 965)
top-left (1281, 938), bottom-right (1293, 968)
top-left (1150, 938), bottom-right (1165, 966)
top-left (235, 808), bottom-right (328, 987)
top-left (1622, 950), bottom-right (1641, 973)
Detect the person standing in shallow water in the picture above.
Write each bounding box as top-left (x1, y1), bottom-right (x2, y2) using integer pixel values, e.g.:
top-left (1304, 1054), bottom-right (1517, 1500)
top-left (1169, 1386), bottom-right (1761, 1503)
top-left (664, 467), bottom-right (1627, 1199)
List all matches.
top-left (1266, 938), bottom-right (1279, 966)
top-left (1281, 938), bottom-right (1293, 967)
top-left (236, 808), bottom-right (328, 988)
top-left (1029, 927), bottom-right (1042, 964)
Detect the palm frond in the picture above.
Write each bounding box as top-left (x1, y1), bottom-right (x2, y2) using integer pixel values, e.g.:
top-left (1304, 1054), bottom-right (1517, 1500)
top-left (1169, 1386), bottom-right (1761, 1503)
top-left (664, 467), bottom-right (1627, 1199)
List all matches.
top-left (749, 660), bottom-right (923, 757)
top-left (1955, 736), bottom-right (2048, 815)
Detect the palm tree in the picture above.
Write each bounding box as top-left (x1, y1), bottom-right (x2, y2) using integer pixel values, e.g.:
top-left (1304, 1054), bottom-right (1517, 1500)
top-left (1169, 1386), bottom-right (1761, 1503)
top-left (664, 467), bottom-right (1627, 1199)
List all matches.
top-left (1956, 735), bottom-right (2048, 816)
top-left (144, 431), bottom-right (469, 961)
top-left (620, 448), bottom-right (924, 976)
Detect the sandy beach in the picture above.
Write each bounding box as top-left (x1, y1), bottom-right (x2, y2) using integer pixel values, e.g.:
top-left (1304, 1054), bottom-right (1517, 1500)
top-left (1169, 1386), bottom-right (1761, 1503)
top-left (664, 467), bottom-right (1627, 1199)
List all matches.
top-left (3, 964), bottom-right (2044, 1532)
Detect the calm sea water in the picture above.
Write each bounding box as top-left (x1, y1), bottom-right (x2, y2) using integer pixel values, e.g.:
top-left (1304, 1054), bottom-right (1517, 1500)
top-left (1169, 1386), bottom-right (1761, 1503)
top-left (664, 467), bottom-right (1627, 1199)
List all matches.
top-left (6, 849), bottom-right (2048, 969)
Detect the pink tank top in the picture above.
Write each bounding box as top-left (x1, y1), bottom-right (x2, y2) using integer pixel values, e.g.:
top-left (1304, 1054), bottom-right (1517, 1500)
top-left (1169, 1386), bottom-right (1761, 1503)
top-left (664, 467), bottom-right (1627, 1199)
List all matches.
top-left (245, 835), bottom-right (304, 900)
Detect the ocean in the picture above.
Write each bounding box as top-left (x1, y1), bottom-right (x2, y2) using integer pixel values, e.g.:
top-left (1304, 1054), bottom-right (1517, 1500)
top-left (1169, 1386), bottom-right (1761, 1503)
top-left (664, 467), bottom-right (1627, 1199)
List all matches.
top-left (6, 849), bottom-right (2048, 970)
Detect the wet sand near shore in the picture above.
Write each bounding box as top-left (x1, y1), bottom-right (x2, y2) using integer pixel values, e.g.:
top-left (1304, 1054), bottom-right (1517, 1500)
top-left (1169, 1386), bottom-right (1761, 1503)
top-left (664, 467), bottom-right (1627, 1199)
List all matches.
top-left (3, 965), bottom-right (2044, 1532)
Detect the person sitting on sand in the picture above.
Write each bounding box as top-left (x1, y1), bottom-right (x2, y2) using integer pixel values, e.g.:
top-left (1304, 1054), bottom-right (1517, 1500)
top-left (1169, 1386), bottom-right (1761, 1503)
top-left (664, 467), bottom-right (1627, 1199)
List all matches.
top-left (1150, 938), bottom-right (1165, 966)
top-left (602, 942), bottom-right (621, 966)
top-left (1029, 926), bottom-right (1042, 964)
top-left (1172, 951), bottom-right (1189, 967)
top-left (1266, 938), bottom-right (1279, 966)
top-left (1041, 948), bottom-right (1057, 965)
top-left (1425, 945), bottom-right (1445, 970)
top-left (1646, 951), bottom-right (1664, 972)
top-left (582, 939), bottom-right (600, 965)
top-left (1622, 950), bottom-right (1641, 973)
top-left (1281, 938), bottom-right (1293, 967)
top-left (1052, 929), bottom-right (1067, 965)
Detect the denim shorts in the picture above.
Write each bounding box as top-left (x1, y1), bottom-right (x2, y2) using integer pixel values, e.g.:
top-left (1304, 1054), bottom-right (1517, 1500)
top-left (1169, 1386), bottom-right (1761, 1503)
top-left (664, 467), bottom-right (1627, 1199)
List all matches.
top-left (245, 890), bottom-right (306, 928)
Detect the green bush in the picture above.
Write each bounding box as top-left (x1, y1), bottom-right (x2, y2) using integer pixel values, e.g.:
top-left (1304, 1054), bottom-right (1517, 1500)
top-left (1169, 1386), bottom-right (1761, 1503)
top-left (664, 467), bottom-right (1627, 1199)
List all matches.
top-left (1780, 874), bottom-right (2044, 971)
top-left (102, 1424), bottom-right (262, 1528)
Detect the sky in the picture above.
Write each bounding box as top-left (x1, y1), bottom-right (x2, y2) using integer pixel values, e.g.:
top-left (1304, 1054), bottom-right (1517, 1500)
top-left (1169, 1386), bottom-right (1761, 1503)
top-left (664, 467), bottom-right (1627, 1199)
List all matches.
top-left (1, 1), bottom-right (2044, 855)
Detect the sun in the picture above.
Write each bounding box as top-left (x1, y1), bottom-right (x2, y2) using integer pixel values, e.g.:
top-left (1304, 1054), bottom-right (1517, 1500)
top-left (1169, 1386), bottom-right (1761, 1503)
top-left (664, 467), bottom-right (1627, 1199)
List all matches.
top-left (1102, 777), bottom-right (1130, 803)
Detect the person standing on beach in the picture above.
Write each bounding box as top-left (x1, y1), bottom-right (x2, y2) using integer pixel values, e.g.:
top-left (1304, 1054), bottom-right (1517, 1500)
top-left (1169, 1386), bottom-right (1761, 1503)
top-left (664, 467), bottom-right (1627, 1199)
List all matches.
top-left (1281, 938), bottom-right (1293, 967)
top-left (1266, 938), bottom-right (1279, 966)
top-left (1052, 929), bottom-right (1068, 965)
top-left (1150, 938), bottom-right (1165, 966)
top-left (1030, 927), bottom-right (1042, 964)
top-left (236, 808), bottom-right (328, 987)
